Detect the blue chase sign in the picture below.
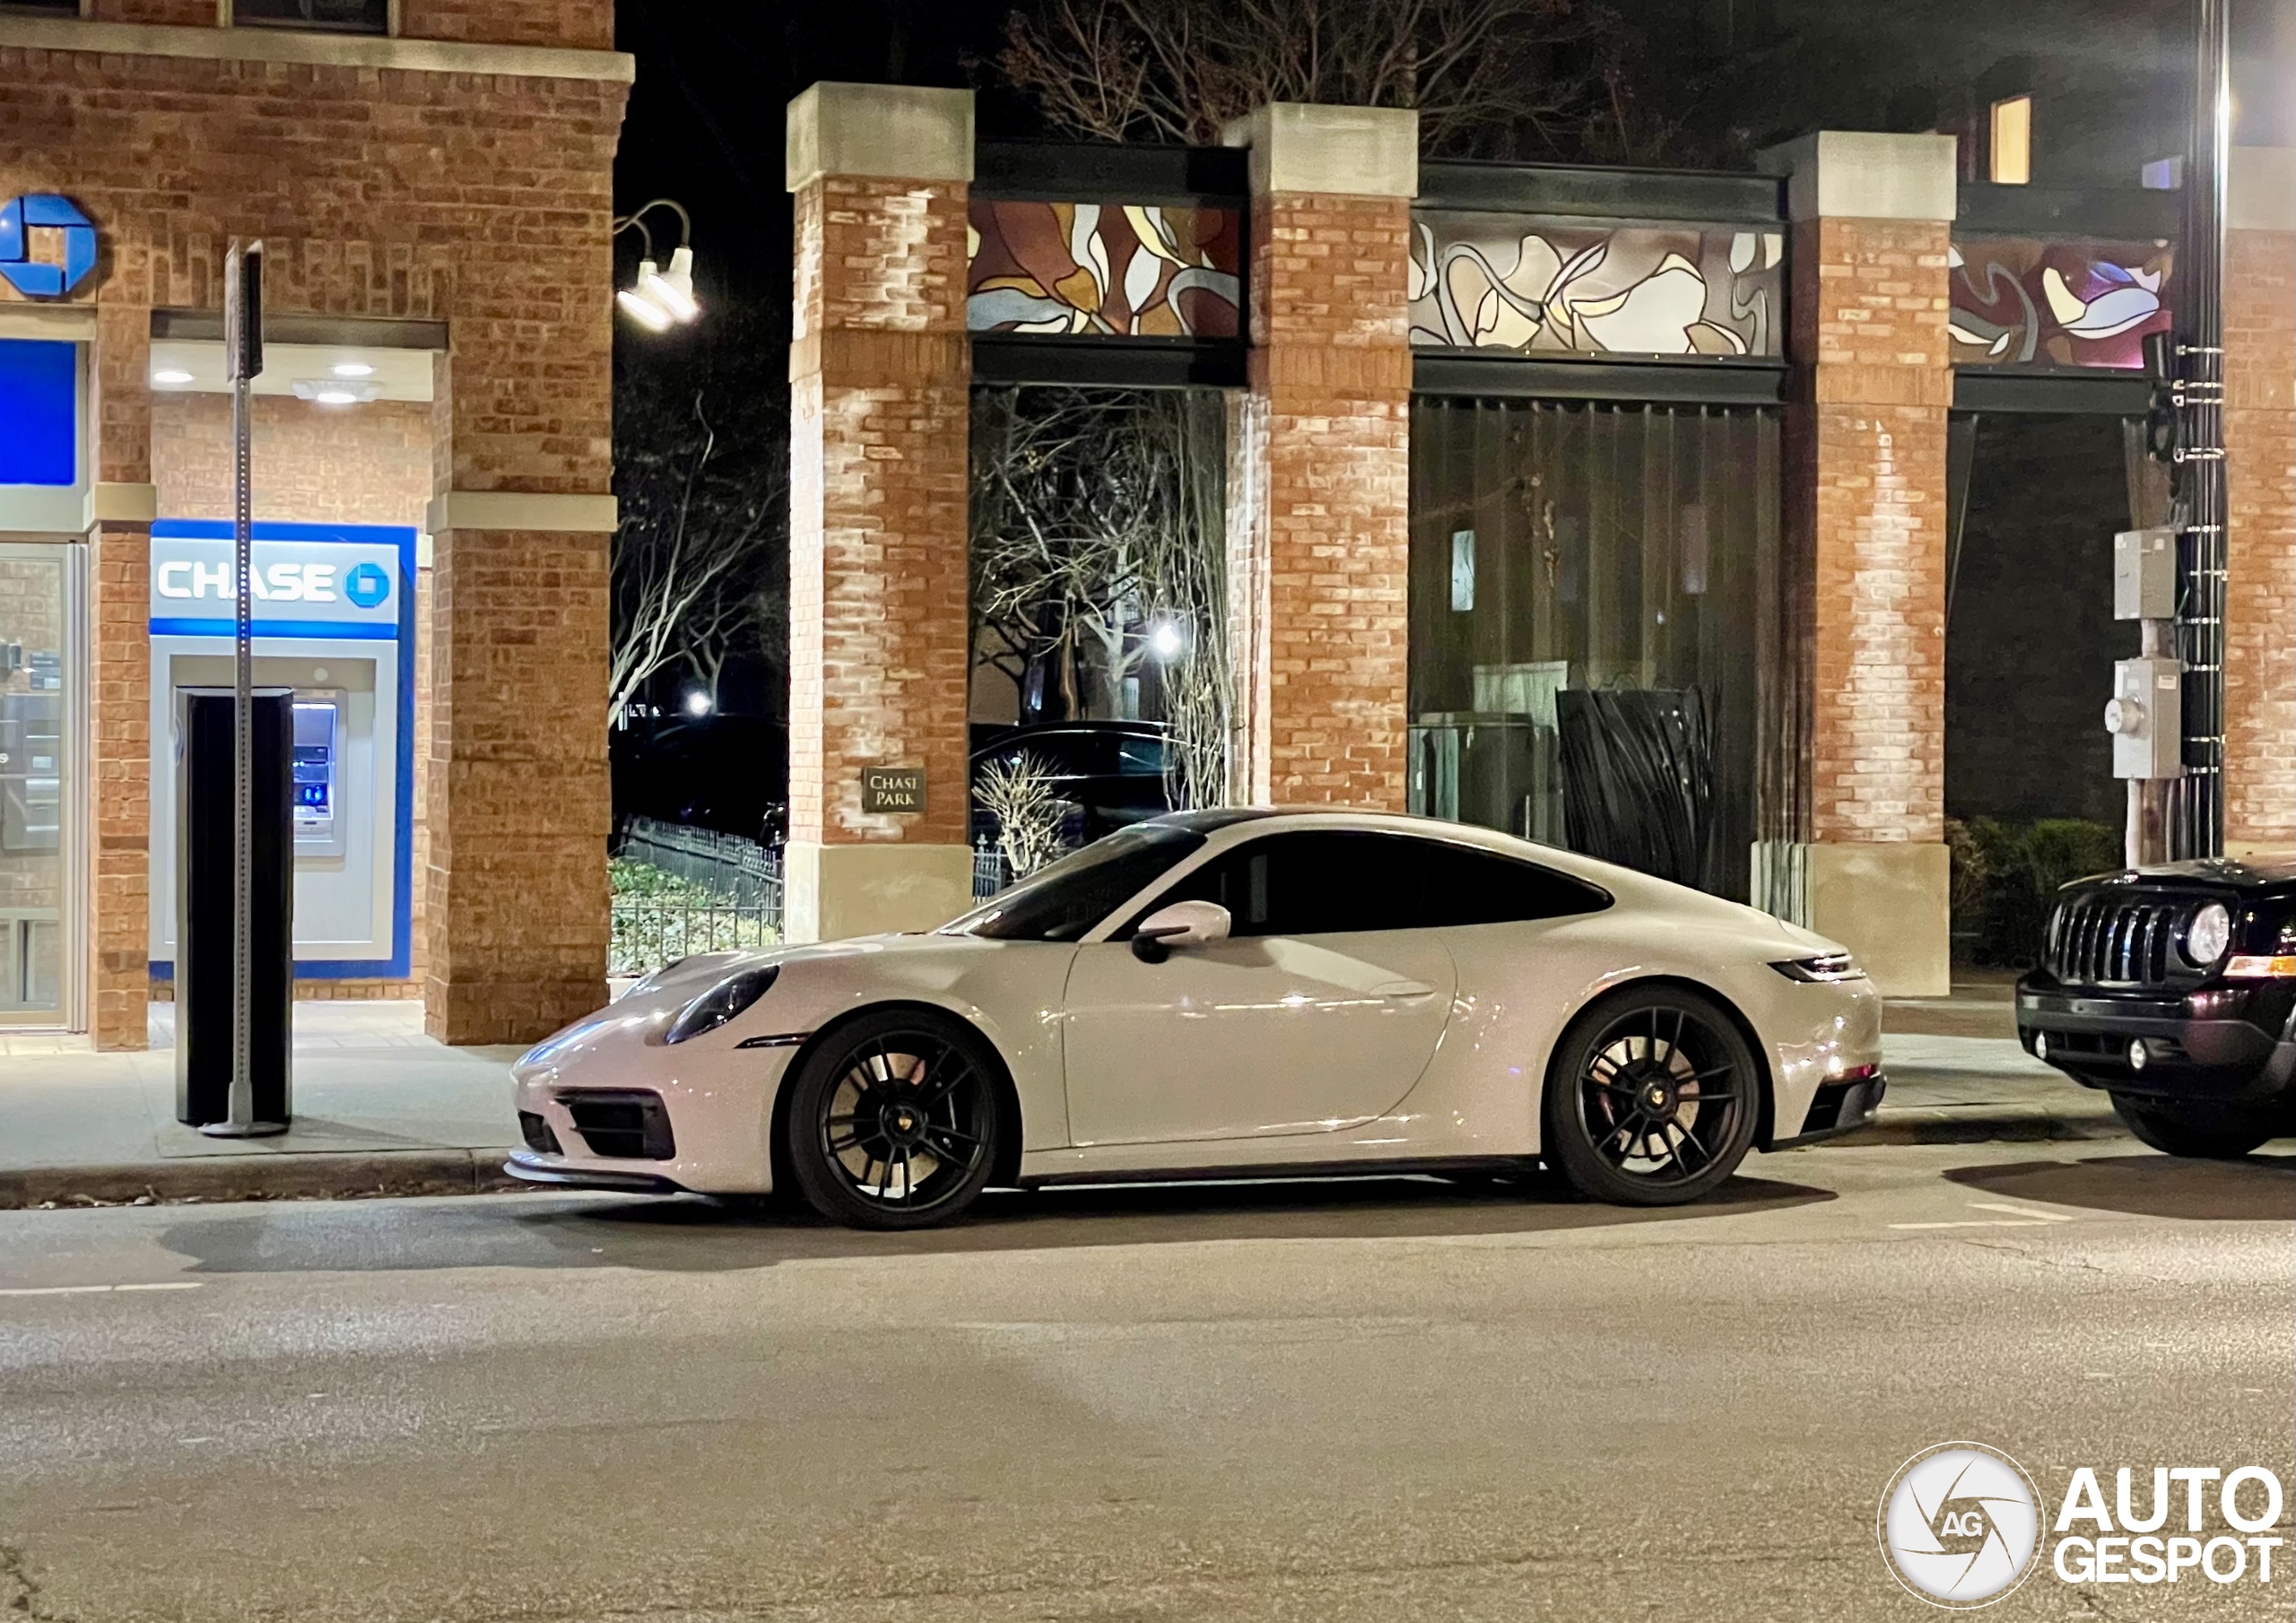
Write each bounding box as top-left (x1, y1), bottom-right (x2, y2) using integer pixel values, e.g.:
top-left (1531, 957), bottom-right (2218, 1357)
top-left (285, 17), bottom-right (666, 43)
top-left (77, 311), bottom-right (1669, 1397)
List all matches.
top-left (0, 195), bottom-right (98, 299)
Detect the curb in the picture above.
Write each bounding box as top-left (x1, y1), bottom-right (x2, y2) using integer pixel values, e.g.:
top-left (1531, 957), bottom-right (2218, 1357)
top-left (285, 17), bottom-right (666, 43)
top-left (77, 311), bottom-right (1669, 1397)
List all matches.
top-left (1839, 1109), bottom-right (2127, 1147)
top-left (0, 1148), bottom-right (526, 1211)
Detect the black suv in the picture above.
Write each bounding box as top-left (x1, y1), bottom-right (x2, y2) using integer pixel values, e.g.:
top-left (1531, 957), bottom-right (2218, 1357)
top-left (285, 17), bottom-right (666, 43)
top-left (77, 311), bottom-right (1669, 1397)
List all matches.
top-left (2016, 856), bottom-right (2296, 1158)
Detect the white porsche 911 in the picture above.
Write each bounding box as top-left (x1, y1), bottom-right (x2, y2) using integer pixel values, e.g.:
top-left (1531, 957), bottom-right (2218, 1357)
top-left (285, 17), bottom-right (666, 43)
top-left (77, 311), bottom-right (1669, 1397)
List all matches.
top-left (509, 810), bottom-right (1884, 1228)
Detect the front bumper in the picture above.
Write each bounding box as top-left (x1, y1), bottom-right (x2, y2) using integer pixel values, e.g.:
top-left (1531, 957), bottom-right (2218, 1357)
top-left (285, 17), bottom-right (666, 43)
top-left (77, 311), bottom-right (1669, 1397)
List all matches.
top-left (507, 1026), bottom-right (804, 1196)
top-left (1770, 1072), bottom-right (1887, 1149)
top-left (2014, 983), bottom-right (2296, 1102)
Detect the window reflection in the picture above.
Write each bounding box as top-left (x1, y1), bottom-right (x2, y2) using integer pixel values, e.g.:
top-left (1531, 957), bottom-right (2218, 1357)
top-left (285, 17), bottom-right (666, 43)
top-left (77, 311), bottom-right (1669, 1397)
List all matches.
top-left (1408, 398), bottom-right (1782, 901)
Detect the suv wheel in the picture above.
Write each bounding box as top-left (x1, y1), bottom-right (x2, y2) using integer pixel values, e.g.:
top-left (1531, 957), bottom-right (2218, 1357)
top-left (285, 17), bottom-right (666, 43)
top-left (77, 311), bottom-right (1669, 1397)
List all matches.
top-left (2109, 1093), bottom-right (2277, 1159)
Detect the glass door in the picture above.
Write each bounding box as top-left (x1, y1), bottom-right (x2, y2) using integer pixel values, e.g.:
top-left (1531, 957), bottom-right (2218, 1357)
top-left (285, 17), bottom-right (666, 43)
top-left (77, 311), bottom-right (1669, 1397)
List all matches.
top-left (0, 543), bottom-right (78, 1026)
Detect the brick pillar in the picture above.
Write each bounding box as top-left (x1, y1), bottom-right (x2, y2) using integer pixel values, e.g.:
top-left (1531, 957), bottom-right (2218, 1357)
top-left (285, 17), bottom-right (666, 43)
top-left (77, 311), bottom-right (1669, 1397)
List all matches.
top-left (1222, 104), bottom-right (1417, 809)
top-left (85, 302), bottom-right (155, 1050)
top-left (1761, 133), bottom-right (1957, 997)
top-left (421, 502), bottom-right (613, 1043)
top-left (781, 83), bottom-right (975, 942)
top-left (2223, 145), bottom-right (2296, 856)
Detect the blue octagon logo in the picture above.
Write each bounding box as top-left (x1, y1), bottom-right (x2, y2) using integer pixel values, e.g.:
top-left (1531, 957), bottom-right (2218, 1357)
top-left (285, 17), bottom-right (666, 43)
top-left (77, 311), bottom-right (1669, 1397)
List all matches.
top-left (343, 561), bottom-right (393, 610)
top-left (0, 195), bottom-right (98, 299)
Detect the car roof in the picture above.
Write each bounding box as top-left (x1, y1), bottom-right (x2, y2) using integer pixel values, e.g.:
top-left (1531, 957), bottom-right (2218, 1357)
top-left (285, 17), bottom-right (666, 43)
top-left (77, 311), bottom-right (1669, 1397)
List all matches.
top-left (1138, 805), bottom-right (1712, 899)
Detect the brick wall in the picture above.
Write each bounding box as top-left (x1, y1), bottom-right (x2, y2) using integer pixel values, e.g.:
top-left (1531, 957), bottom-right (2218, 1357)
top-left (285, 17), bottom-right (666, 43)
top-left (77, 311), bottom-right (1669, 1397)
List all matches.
top-left (88, 2), bottom-right (213, 25)
top-left (1790, 217), bottom-right (1952, 844)
top-left (2224, 226), bottom-right (2296, 850)
top-left (1, 30), bottom-right (625, 1044)
top-left (787, 178), bottom-right (971, 848)
top-left (151, 395), bottom-right (432, 529)
top-left (83, 2), bottom-right (615, 49)
top-left (1232, 191), bottom-right (1413, 810)
top-left (400, 2), bottom-right (613, 51)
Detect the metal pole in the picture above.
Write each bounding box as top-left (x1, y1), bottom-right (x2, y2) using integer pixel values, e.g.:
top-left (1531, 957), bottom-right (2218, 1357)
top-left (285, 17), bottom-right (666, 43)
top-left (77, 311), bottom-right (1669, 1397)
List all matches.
top-left (204, 239), bottom-right (279, 1138)
top-left (2171, 0), bottom-right (2230, 858)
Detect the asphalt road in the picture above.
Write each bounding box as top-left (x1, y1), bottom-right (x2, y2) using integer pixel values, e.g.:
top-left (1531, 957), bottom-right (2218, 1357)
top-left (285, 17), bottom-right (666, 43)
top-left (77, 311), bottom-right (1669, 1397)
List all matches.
top-left (0, 1139), bottom-right (2290, 1623)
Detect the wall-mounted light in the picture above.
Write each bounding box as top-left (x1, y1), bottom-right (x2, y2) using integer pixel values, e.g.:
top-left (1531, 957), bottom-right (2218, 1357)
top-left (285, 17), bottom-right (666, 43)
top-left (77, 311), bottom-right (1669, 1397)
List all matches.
top-left (330, 361), bottom-right (375, 378)
top-left (613, 199), bottom-right (700, 331)
top-left (152, 368), bottom-right (196, 386)
top-left (291, 378), bottom-right (380, 405)
top-left (1148, 620), bottom-right (1185, 661)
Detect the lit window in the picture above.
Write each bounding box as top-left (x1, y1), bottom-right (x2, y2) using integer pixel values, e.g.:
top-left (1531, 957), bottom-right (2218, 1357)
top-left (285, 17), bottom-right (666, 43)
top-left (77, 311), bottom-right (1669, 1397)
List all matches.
top-left (1990, 95), bottom-right (2033, 186)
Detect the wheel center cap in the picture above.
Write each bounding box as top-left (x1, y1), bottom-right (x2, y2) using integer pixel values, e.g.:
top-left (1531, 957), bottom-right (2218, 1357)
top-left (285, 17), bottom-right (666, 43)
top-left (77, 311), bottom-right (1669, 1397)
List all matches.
top-left (879, 1101), bottom-right (926, 1144)
top-left (1641, 1078), bottom-right (1676, 1115)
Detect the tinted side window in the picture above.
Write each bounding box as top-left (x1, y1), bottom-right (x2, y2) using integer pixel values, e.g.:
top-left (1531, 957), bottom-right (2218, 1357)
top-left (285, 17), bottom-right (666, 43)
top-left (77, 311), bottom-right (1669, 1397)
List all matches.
top-left (1143, 831), bottom-right (1428, 936)
top-left (1421, 842), bottom-right (1611, 925)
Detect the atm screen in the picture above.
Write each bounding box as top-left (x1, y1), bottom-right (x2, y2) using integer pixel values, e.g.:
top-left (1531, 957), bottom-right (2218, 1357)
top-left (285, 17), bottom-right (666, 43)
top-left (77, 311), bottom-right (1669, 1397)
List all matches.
top-left (291, 701), bottom-right (338, 847)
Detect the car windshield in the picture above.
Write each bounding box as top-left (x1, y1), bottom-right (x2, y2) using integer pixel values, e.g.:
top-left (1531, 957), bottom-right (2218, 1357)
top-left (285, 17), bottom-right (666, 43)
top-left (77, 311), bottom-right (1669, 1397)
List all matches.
top-left (940, 824), bottom-right (1205, 942)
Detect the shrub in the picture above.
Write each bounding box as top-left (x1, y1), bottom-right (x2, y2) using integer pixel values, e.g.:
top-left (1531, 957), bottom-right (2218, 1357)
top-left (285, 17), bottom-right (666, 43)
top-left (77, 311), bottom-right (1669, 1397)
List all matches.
top-left (1948, 816), bottom-right (2123, 968)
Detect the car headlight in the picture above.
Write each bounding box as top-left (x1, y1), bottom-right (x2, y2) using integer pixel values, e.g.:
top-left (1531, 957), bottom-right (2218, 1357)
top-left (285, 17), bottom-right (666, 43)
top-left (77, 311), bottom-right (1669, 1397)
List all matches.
top-left (1770, 952), bottom-right (1866, 983)
top-left (2184, 901), bottom-right (2231, 967)
top-left (662, 966), bottom-right (778, 1044)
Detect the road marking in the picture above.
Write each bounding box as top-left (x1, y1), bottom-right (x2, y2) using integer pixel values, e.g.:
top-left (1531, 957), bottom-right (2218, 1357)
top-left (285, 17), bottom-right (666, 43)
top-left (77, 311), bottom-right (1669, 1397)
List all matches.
top-left (1967, 1202), bottom-right (2075, 1223)
top-left (0, 1282), bottom-right (204, 1298)
top-left (1891, 1201), bottom-right (2082, 1231)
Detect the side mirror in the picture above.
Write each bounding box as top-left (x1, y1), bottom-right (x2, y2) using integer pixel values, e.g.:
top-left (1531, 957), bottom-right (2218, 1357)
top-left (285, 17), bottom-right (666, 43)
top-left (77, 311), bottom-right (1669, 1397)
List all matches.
top-left (1129, 900), bottom-right (1231, 963)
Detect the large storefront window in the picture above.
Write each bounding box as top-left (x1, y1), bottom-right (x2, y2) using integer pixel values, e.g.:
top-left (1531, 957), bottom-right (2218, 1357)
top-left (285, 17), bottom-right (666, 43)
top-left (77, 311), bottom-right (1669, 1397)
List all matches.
top-left (0, 545), bottom-right (74, 1023)
top-left (1409, 398), bottom-right (1780, 901)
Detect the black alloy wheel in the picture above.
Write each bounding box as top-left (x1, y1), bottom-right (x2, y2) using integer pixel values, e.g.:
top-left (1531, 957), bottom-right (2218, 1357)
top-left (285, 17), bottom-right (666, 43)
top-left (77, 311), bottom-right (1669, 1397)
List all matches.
top-left (782, 1010), bottom-right (1005, 1229)
top-left (2108, 1093), bottom-right (2277, 1160)
top-left (1542, 986), bottom-right (1761, 1206)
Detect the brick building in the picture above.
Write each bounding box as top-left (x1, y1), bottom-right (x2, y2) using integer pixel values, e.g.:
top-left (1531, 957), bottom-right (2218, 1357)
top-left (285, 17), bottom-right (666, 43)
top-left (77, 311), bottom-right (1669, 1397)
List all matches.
top-left (0, 2), bottom-right (630, 1046)
top-left (785, 85), bottom-right (2295, 997)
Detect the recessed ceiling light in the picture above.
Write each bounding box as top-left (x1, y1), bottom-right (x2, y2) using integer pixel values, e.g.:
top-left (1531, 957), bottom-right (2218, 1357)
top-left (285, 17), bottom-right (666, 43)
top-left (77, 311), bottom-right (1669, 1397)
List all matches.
top-left (152, 368), bottom-right (195, 385)
top-left (291, 378), bottom-right (379, 405)
top-left (330, 361), bottom-right (375, 378)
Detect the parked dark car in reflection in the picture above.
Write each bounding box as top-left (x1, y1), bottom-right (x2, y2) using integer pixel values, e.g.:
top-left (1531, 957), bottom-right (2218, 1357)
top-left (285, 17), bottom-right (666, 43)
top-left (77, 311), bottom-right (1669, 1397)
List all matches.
top-left (2016, 855), bottom-right (2296, 1157)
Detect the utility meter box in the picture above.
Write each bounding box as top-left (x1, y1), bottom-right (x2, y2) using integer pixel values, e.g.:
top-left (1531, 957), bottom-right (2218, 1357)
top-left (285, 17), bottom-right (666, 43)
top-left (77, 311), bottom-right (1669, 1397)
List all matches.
top-left (2107, 656), bottom-right (2183, 778)
top-left (2114, 527), bottom-right (2177, 620)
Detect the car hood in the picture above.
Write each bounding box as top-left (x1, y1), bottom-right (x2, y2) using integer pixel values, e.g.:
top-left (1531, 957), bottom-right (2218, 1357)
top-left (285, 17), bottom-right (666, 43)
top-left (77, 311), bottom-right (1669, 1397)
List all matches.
top-left (522, 932), bottom-right (1000, 1067)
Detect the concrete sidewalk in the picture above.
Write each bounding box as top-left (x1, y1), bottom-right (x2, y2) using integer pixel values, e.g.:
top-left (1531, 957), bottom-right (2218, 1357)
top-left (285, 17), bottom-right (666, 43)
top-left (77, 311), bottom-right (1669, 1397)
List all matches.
top-left (0, 1001), bottom-right (523, 1207)
top-left (0, 985), bottom-right (2128, 1207)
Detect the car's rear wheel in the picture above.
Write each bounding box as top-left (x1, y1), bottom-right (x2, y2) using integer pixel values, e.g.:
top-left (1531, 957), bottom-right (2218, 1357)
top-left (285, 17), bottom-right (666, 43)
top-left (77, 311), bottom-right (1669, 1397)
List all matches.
top-left (1542, 986), bottom-right (1761, 1206)
top-left (2108, 1093), bottom-right (2277, 1159)
top-left (782, 1010), bottom-right (1005, 1229)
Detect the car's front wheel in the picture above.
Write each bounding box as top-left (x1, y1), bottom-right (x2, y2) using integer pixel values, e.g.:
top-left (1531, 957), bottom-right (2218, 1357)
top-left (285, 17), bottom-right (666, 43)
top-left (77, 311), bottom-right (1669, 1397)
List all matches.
top-left (1542, 985), bottom-right (1761, 1206)
top-left (782, 1010), bottom-right (1006, 1229)
top-left (2109, 1093), bottom-right (2278, 1160)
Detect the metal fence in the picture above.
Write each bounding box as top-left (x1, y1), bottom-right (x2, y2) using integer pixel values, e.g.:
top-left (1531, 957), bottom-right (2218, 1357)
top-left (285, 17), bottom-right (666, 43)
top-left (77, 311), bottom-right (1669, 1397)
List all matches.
top-left (972, 844), bottom-right (1010, 901)
top-left (618, 818), bottom-right (783, 907)
top-left (611, 819), bottom-right (782, 976)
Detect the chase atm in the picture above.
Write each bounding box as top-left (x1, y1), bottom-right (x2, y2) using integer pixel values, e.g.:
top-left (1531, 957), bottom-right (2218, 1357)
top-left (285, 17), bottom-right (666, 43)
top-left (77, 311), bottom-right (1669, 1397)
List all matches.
top-left (148, 521), bottom-right (416, 984)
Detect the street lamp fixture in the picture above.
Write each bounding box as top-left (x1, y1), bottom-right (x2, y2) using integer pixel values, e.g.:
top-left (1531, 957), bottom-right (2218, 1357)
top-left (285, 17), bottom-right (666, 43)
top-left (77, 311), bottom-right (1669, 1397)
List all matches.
top-left (613, 199), bottom-right (700, 331)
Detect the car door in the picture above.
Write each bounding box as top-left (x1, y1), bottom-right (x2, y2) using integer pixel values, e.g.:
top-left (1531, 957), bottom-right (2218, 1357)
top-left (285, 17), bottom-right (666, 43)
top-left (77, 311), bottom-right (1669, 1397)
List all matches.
top-left (1059, 829), bottom-right (1457, 1146)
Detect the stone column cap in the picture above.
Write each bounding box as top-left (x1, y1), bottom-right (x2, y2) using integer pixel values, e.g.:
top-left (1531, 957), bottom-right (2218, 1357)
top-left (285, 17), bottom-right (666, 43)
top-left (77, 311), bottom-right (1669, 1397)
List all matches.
top-left (787, 82), bottom-right (975, 192)
top-left (1221, 102), bottom-right (1418, 198)
top-left (427, 490), bottom-right (618, 534)
top-left (1757, 130), bottom-right (1958, 222)
top-left (2232, 146), bottom-right (2295, 231)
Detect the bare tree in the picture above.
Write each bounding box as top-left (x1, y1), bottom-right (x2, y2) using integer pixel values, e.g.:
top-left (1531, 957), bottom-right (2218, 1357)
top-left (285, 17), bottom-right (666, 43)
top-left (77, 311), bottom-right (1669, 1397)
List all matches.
top-left (610, 389), bottom-right (785, 725)
top-left (970, 387), bottom-right (1231, 808)
top-left (973, 751), bottom-right (1073, 879)
top-left (999, 0), bottom-right (1642, 159)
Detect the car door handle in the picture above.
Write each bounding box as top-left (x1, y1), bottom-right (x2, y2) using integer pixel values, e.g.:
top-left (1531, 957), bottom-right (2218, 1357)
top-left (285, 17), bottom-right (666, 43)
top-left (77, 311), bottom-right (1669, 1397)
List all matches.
top-left (1374, 980), bottom-right (1436, 999)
